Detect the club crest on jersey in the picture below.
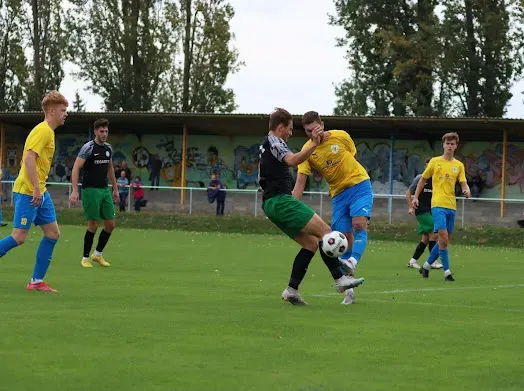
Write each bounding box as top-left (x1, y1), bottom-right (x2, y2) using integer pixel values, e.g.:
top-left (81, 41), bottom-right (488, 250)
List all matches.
top-left (452, 166), bottom-right (458, 173)
top-left (331, 144), bottom-right (340, 153)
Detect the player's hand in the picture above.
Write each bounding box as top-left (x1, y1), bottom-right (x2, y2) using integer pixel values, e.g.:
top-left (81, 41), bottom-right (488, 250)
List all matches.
top-left (31, 187), bottom-right (42, 206)
top-left (310, 126), bottom-right (323, 146)
top-left (112, 189), bottom-right (120, 203)
top-left (408, 207), bottom-right (415, 215)
top-left (411, 198), bottom-right (419, 209)
top-left (462, 187), bottom-right (471, 198)
top-left (69, 190), bottom-right (80, 206)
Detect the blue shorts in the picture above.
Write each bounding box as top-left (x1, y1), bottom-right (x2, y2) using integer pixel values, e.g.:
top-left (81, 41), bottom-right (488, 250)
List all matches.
top-left (432, 207), bottom-right (456, 234)
top-left (331, 179), bottom-right (373, 233)
top-left (13, 191), bottom-right (57, 229)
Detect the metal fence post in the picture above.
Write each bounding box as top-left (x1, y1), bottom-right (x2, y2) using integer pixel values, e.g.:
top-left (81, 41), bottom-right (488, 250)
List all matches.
top-left (254, 190), bottom-right (258, 217)
top-left (319, 192), bottom-right (323, 219)
top-left (68, 183), bottom-right (72, 208)
top-left (389, 194), bottom-right (393, 224)
top-left (461, 197), bottom-right (465, 228)
top-left (189, 188), bottom-right (193, 215)
top-left (128, 185), bottom-right (131, 211)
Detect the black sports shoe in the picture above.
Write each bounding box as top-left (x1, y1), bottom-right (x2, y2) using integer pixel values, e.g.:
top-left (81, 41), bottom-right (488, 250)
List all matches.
top-left (419, 267), bottom-right (429, 278)
top-left (444, 274), bottom-right (455, 282)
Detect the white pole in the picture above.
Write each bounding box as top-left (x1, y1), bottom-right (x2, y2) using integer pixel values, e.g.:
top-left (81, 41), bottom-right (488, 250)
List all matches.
top-left (254, 190), bottom-right (258, 217)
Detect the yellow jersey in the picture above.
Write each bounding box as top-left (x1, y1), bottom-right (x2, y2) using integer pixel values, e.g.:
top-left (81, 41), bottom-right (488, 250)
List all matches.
top-left (13, 121), bottom-right (55, 196)
top-left (297, 130), bottom-right (369, 197)
top-left (422, 156), bottom-right (466, 210)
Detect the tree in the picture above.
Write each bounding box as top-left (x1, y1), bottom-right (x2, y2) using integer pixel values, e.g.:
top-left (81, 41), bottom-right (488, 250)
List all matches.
top-left (22, 0), bottom-right (67, 110)
top-left (440, 0), bottom-right (523, 117)
top-left (67, 0), bottom-right (177, 111)
top-left (0, 0), bottom-right (28, 111)
top-left (332, 0), bottom-right (524, 117)
top-left (330, 0), bottom-right (440, 116)
top-left (72, 90), bottom-right (86, 112)
top-left (155, 0), bottom-right (243, 113)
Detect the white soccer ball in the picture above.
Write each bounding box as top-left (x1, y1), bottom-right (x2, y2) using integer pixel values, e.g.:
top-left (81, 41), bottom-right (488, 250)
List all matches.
top-left (320, 231), bottom-right (349, 258)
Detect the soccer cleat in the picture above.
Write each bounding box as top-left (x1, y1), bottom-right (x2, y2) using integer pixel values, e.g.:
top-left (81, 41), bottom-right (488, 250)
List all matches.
top-left (341, 288), bottom-right (355, 305)
top-left (91, 254), bottom-right (110, 267)
top-left (445, 274), bottom-right (455, 282)
top-left (419, 267), bottom-right (429, 278)
top-left (81, 258), bottom-right (93, 268)
top-left (26, 281), bottom-right (58, 292)
top-left (339, 258), bottom-right (356, 276)
top-left (407, 260), bottom-right (421, 269)
top-left (0, 222), bottom-right (7, 227)
top-left (281, 288), bottom-right (308, 305)
top-left (431, 261), bottom-right (443, 269)
top-left (335, 275), bottom-right (364, 293)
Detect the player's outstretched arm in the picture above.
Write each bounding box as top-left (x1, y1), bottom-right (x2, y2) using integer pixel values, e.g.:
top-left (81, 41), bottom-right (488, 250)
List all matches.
top-left (292, 173), bottom-right (308, 200)
top-left (283, 128), bottom-right (321, 167)
top-left (69, 157), bottom-right (86, 205)
top-left (283, 144), bottom-right (316, 167)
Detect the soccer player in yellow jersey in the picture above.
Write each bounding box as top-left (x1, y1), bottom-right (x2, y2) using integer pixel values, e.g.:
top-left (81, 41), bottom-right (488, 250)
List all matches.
top-left (0, 91), bottom-right (68, 292)
top-left (412, 132), bottom-right (470, 281)
top-left (293, 111), bottom-right (372, 304)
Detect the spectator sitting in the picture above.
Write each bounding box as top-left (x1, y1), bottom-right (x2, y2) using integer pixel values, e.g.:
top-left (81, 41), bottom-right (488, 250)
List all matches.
top-left (132, 176), bottom-right (145, 212)
top-left (117, 170), bottom-right (129, 212)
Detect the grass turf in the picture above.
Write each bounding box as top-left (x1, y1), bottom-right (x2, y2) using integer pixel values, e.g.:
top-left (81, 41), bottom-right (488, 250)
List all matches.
top-left (0, 225), bottom-right (523, 391)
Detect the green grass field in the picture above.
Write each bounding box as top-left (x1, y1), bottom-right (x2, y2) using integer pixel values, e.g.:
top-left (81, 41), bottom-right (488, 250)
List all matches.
top-left (0, 225), bottom-right (523, 391)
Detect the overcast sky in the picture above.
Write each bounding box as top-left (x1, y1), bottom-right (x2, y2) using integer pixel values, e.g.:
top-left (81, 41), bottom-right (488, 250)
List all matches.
top-left (59, 0), bottom-right (524, 118)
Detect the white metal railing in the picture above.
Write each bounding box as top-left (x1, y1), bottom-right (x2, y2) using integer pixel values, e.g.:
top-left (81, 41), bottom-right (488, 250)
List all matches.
top-left (1, 180), bottom-right (523, 228)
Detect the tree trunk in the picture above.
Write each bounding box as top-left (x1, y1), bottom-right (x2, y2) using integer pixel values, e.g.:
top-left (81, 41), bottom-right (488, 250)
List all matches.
top-left (464, 0), bottom-right (480, 116)
top-left (182, 0), bottom-right (192, 112)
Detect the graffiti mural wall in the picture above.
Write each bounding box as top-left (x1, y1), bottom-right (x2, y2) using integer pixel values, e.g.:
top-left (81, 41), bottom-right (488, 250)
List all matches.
top-left (2, 130), bottom-right (524, 199)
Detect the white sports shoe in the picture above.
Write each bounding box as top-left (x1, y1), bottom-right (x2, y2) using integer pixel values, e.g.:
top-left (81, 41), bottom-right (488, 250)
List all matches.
top-left (407, 260), bottom-right (421, 269)
top-left (341, 288), bottom-right (355, 305)
top-left (281, 287), bottom-right (308, 305)
top-left (339, 258), bottom-right (357, 276)
top-left (335, 275), bottom-right (365, 293)
top-left (431, 261), bottom-right (443, 269)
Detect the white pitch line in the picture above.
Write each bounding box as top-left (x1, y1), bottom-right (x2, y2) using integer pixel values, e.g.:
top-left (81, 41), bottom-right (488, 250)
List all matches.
top-left (357, 298), bottom-right (522, 313)
top-left (311, 283), bottom-right (524, 297)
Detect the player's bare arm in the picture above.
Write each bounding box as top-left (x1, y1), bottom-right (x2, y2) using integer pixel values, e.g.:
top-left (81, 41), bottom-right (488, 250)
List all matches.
top-left (405, 188), bottom-right (415, 215)
top-left (108, 160), bottom-right (120, 203)
top-left (292, 173), bottom-right (308, 200)
top-left (69, 157), bottom-right (86, 205)
top-left (24, 150), bottom-right (42, 206)
top-left (283, 128), bottom-right (322, 167)
top-left (460, 181), bottom-right (471, 198)
top-left (412, 177), bottom-right (428, 208)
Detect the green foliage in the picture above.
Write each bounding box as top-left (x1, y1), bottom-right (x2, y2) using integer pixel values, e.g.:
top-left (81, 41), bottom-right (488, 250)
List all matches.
top-left (23, 0), bottom-right (67, 110)
top-left (66, 0), bottom-right (176, 111)
top-left (72, 90), bottom-right (86, 112)
top-left (155, 0), bottom-right (243, 113)
top-left (0, 0), bottom-right (28, 111)
top-left (330, 0), bottom-right (439, 116)
top-left (331, 0), bottom-right (524, 117)
top-left (440, 0), bottom-right (523, 117)
top-left (66, 0), bottom-right (242, 113)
